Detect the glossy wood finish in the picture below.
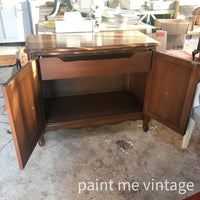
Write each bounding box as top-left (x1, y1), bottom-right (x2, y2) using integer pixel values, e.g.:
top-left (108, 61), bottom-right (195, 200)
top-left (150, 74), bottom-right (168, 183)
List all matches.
top-left (40, 51), bottom-right (152, 80)
top-left (2, 59), bottom-right (45, 169)
top-left (144, 51), bottom-right (200, 135)
top-left (24, 30), bottom-right (159, 59)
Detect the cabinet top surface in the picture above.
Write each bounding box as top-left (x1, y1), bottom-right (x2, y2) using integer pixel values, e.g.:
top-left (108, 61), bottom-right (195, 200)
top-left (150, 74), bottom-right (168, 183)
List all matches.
top-left (24, 31), bottom-right (159, 55)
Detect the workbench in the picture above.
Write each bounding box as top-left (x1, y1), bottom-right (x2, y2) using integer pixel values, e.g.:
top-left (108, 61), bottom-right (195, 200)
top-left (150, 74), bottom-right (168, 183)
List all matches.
top-left (2, 30), bottom-right (200, 169)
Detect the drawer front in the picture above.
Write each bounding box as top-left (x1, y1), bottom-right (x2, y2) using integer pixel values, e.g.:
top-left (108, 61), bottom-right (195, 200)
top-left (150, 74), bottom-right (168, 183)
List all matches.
top-left (40, 51), bottom-right (152, 80)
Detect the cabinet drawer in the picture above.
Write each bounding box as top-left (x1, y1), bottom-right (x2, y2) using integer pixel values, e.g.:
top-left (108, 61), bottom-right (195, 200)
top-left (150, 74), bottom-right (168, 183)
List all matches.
top-left (40, 51), bottom-right (152, 80)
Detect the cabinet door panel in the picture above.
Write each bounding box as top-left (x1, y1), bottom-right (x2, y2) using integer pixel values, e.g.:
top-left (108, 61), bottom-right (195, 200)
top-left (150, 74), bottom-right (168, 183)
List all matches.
top-left (144, 52), bottom-right (200, 135)
top-left (2, 59), bottom-right (45, 169)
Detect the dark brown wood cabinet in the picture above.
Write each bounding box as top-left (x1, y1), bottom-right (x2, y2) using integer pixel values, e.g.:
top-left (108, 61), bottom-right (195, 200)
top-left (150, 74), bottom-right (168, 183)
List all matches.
top-left (2, 31), bottom-right (200, 169)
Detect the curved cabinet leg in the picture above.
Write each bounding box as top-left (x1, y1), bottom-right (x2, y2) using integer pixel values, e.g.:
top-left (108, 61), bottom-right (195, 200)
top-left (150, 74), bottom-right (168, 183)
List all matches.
top-left (143, 115), bottom-right (150, 132)
top-left (38, 133), bottom-right (45, 147)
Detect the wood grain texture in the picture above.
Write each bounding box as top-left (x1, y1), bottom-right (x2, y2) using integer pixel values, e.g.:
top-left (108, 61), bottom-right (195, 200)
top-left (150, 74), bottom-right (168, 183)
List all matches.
top-left (144, 51), bottom-right (200, 135)
top-left (130, 73), bottom-right (148, 104)
top-left (24, 31), bottom-right (159, 59)
top-left (2, 59), bottom-right (45, 169)
top-left (40, 51), bottom-right (152, 80)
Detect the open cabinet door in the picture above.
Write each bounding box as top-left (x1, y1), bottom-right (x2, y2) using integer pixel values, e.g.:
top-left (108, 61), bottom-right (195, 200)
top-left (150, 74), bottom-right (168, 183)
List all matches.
top-left (2, 59), bottom-right (45, 169)
top-left (144, 52), bottom-right (200, 135)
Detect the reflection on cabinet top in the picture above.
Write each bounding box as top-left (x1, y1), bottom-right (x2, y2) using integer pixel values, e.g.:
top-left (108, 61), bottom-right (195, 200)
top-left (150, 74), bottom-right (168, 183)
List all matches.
top-left (24, 30), bottom-right (160, 57)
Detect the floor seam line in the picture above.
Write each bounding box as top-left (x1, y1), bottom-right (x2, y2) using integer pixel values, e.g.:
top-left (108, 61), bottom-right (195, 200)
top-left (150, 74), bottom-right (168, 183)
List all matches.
top-left (0, 138), bottom-right (13, 153)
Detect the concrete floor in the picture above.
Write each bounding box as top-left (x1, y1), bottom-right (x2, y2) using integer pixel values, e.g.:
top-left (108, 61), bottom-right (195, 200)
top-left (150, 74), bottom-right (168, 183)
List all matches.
top-left (0, 46), bottom-right (200, 200)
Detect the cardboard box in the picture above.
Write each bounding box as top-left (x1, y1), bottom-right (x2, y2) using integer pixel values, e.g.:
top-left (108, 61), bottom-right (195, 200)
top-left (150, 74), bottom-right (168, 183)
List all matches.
top-left (155, 19), bottom-right (189, 35)
top-left (148, 30), bottom-right (167, 52)
top-left (167, 35), bottom-right (185, 50)
top-left (155, 19), bottom-right (189, 49)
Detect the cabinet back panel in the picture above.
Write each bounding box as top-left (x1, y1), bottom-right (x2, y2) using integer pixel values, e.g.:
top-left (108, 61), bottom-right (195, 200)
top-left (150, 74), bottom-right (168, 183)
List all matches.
top-left (44, 91), bottom-right (143, 123)
top-left (42, 74), bottom-right (128, 98)
top-left (129, 73), bottom-right (148, 104)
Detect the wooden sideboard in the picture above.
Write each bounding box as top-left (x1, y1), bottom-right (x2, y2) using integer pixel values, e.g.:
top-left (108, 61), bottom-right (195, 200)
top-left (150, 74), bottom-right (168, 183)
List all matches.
top-left (2, 31), bottom-right (200, 169)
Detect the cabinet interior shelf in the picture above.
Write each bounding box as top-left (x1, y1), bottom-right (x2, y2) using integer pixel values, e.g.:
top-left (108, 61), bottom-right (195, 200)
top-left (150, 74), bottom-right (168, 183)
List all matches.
top-left (44, 91), bottom-right (143, 124)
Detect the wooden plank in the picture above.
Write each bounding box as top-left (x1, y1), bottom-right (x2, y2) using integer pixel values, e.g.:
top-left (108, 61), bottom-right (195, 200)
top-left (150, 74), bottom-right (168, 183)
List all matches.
top-left (167, 0), bottom-right (180, 19)
top-left (174, 0), bottom-right (180, 19)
